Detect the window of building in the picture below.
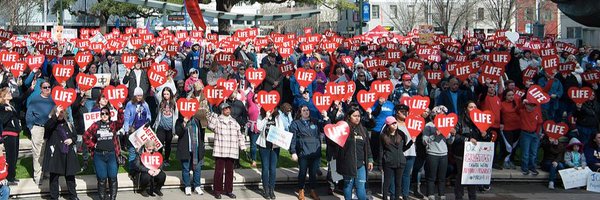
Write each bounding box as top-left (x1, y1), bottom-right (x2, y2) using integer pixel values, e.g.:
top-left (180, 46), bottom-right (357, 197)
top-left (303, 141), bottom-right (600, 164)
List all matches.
top-left (543, 10), bottom-right (553, 21)
top-left (372, 5), bottom-right (380, 19)
top-left (390, 5), bottom-right (398, 18)
top-left (477, 8), bottom-right (485, 20)
top-left (525, 7), bottom-right (534, 21)
top-left (233, 20), bottom-right (244, 25)
top-left (566, 27), bottom-right (582, 38)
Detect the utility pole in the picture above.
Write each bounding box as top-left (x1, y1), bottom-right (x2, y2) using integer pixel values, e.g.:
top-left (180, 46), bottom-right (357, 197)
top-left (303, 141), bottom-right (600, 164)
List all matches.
top-left (59, 0), bottom-right (64, 26)
top-left (358, 0), bottom-right (364, 35)
top-left (43, 0), bottom-right (47, 30)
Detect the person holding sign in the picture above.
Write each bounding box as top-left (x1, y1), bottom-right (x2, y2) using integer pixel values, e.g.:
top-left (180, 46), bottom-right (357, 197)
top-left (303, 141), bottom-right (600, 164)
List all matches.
top-left (573, 91), bottom-right (599, 146)
top-left (123, 87), bottom-right (152, 175)
top-left (43, 105), bottom-right (80, 200)
top-left (379, 115), bottom-right (413, 200)
top-left (540, 135), bottom-right (566, 190)
top-left (152, 87), bottom-right (179, 167)
top-left (256, 108), bottom-right (285, 199)
top-left (204, 102), bottom-right (247, 199)
top-left (518, 99), bottom-right (543, 176)
top-left (335, 105), bottom-right (375, 200)
top-left (584, 132), bottom-right (600, 172)
top-left (0, 88), bottom-right (22, 186)
top-left (564, 138), bottom-right (587, 170)
top-left (289, 105), bottom-right (330, 200)
top-left (175, 115), bottom-right (205, 196)
top-left (422, 106), bottom-right (450, 200)
top-left (133, 141), bottom-right (166, 197)
top-left (449, 101), bottom-right (491, 200)
top-left (83, 106), bottom-right (124, 200)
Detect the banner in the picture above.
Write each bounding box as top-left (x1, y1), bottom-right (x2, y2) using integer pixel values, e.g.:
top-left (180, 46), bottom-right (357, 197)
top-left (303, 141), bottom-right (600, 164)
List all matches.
top-left (559, 167), bottom-right (592, 189)
top-left (185, 0), bottom-right (207, 31)
top-left (588, 172), bottom-right (600, 193)
top-left (461, 142), bottom-right (494, 185)
top-left (266, 127), bottom-right (293, 150)
top-left (128, 126), bottom-right (163, 150)
top-left (94, 73), bottom-right (112, 88)
top-left (83, 110), bottom-right (118, 131)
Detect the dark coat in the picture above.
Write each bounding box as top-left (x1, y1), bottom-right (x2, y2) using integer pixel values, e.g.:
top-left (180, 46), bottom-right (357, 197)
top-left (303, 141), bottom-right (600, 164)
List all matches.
top-left (451, 113), bottom-right (492, 158)
top-left (175, 118), bottom-right (206, 161)
top-left (43, 116), bottom-right (80, 176)
top-left (436, 89), bottom-right (474, 117)
top-left (0, 102), bottom-right (21, 133)
top-left (379, 129), bottom-right (413, 169)
top-left (123, 69), bottom-right (150, 99)
top-left (336, 122), bottom-right (374, 177)
top-left (289, 117), bottom-right (329, 158)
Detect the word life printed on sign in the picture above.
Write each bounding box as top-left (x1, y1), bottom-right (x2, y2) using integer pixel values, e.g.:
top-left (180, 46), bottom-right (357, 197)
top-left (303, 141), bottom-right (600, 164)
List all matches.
top-left (265, 127), bottom-right (294, 150)
top-left (568, 87), bottom-right (593, 104)
top-left (177, 98), bottom-right (199, 119)
top-left (140, 152), bottom-right (163, 170)
top-left (103, 85), bottom-right (128, 109)
top-left (434, 113), bottom-right (458, 137)
top-left (461, 142), bottom-right (494, 185)
top-left (543, 120), bottom-right (568, 140)
top-left (526, 85), bottom-right (551, 104)
top-left (406, 115), bottom-right (425, 138)
top-left (245, 68), bottom-right (266, 87)
top-left (129, 126), bottom-right (163, 150)
top-left (324, 121), bottom-right (350, 147)
top-left (294, 68), bottom-right (317, 87)
top-left (312, 92), bottom-right (332, 111)
top-left (256, 90), bottom-right (280, 112)
top-left (356, 90), bottom-right (377, 111)
top-left (52, 86), bottom-right (76, 108)
top-left (469, 109), bottom-right (493, 133)
top-left (559, 167), bottom-right (593, 190)
top-left (203, 85), bottom-right (226, 106)
top-left (83, 110), bottom-right (118, 130)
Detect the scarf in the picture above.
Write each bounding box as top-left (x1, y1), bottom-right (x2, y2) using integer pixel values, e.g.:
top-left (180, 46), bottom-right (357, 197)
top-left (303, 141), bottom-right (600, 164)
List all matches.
top-left (187, 119), bottom-right (199, 170)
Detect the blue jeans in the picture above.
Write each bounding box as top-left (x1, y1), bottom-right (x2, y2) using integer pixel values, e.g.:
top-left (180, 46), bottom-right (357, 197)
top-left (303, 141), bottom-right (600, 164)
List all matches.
top-left (0, 185), bottom-right (9, 200)
top-left (181, 159), bottom-right (203, 188)
top-left (259, 147), bottom-right (280, 188)
top-left (250, 133), bottom-right (259, 161)
top-left (541, 160), bottom-right (565, 182)
top-left (298, 155), bottom-right (320, 190)
top-left (343, 165), bottom-right (367, 200)
top-left (576, 125), bottom-right (598, 147)
top-left (401, 156), bottom-right (416, 196)
top-left (520, 131), bottom-right (540, 172)
top-left (128, 146), bottom-right (137, 172)
top-left (93, 150), bottom-right (118, 180)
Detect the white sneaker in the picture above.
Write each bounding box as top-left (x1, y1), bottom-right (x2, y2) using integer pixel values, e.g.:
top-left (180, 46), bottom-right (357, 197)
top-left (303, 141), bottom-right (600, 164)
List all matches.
top-left (185, 187), bottom-right (192, 195)
top-left (194, 187), bottom-right (204, 195)
top-left (548, 181), bottom-right (555, 190)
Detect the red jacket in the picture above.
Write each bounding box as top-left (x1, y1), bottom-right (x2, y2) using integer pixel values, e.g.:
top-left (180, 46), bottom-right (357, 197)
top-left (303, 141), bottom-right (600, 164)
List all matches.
top-left (519, 105), bottom-right (543, 133)
top-left (501, 100), bottom-right (521, 131)
top-left (482, 95), bottom-right (502, 129)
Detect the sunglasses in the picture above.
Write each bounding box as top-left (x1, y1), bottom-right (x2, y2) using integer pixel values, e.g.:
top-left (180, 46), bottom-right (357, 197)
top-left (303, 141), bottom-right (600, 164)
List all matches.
top-left (358, 74), bottom-right (365, 77)
top-left (42, 86), bottom-right (51, 89)
top-left (191, 71), bottom-right (198, 74)
top-left (101, 112), bottom-right (110, 116)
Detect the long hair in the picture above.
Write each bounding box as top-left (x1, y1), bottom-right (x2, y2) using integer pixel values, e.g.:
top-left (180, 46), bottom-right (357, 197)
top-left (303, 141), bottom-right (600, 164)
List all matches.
top-left (501, 89), bottom-right (517, 108)
top-left (381, 124), bottom-right (402, 146)
top-left (94, 94), bottom-right (113, 110)
top-left (159, 87), bottom-right (176, 111)
top-left (294, 105), bottom-right (309, 120)
top-left (0, 88), bottom-right (11, 105)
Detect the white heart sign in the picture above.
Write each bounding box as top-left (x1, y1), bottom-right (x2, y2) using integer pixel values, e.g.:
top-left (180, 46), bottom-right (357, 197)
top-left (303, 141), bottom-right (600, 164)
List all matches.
top-left (505, 31), bottom-right (520, 44)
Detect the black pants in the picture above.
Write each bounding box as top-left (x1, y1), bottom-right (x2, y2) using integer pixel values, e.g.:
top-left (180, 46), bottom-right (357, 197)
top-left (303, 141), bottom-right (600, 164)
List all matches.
top-left (454, 157), bottom-right (477, 200)
top-left (382, 165), bottom-right (404, 200)
top-left (49, 173), bottom-right (77, 200)
top-left (490, 128), bottom-right (506, 166)
top-left (503, 130), bottom-right (521, 162)
top-left (370, 131), bottom-right (380, 166)
top-left (4, 135), bottom-right (18, 181)
top-left (139, 171), bottom-right (166, 191)
top-left (156, 127), bottom-right (173, 161)
top-left (411, 151), bottom-right (426, 189)
top-left (425, 155), bottom-right (447, 197)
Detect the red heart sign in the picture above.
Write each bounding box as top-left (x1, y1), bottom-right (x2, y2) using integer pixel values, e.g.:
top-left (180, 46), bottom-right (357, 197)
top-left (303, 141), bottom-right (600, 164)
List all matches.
top-left (568, 86), bottom-right (593, 104)
top-left (103, 85), bottom-right (128, 109)
top-left (75, 52), bottom-right (93, 69)
top-left (294, 68), bottom-right (316, 88)
top-left (26, 54), bottom-right (45, 71)
top-left (61, 56), bottom-right (75, 66)
top-left (407, 95), bottom-right (430, 116)
top-left (148, 69), bottom-right (168, 88)
top-left (279, 62), bottom-right (295, 77)
top-left (121, 53), bottom-right (138, 69)
top-left (405, 58), bottom-right (425, 74)
top-left (344, 81), bottom-right (356, 101)
top-left (526, 85), bottom-right (551, 105)
top-left (469, 109), bottom-right (494, 133)
top-left (324, 121), bottom-right (350, 147)
top-left (216, 78), bottom-right (238, 93)
top-left (90, 42), bottom-right (104, 54)
top-left (425, 70), bottom-right (443, 85)
top-left (0, 29), bottom-right (13, 42)
top-left (177, 98), bottom-right (200, 118)
top-left (150, 62), bottom-right (170, 74)
top-left (541, 55), bottom-right (559, 75)
top-left (312, 92), bottom-right (333, 111)
top-left (245, 68), bottom-right (266, 87)
top-left (0, 51), bottom-right (19, 68)
top-left (6, 61), bottom-right (26, 77)
top-left (52, 64), bottom-right (74, 84)
top-left (356, 90), bottom-right (377, 111)
top-left (203, 85), bottom-right (226, 106)
top-left (256, 90), bottom-right (280, 112)
top-left (52, 86), bottom-right (77, 108)
top-left (406, 115), bottom-right (425, 138)
top-left (371, 80), bottom-right (394, 100)
top-left (325, 82), bottom-right (346, 102)
top-left (543, 120), bottom-right (568, 140)
top-left (582, 70), bottom-right (600, 84)
top-left (434, 113), bottom-right (458, 138)
top-left (140, 152), bottom-right (163, 170)
top-left (76, 73), bottom-right (97, 92)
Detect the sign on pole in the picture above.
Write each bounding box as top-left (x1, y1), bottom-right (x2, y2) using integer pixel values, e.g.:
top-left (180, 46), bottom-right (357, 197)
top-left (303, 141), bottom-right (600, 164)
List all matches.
top-left (461, 142), bottom-right (494, 185)
top-left (362, 2), bottom-right (371, 22)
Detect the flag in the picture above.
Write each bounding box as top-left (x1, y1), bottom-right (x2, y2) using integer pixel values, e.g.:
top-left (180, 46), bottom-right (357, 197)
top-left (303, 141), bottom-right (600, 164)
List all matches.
top-left (185, 0), bottom-right (207, 31)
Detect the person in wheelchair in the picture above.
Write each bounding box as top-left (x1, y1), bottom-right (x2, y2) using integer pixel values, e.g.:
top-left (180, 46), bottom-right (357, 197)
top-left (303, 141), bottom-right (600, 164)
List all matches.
top-left (132, 140), bottom-right (166, 197)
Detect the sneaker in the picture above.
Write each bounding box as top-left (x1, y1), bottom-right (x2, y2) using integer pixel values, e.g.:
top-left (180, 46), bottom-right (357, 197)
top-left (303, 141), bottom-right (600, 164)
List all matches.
top-left (427, 195), bottom-right (435, 200)
top-left (530, 169), bottom-right (539, 176)
top-left (185, 187), bottom-right (192, 195)
top-left (521, 170), bottom-right (529, 175)
top-left (548, 181), bottom-right (555, 190)
top-left (224, 193), bottom-right (236, 198)
top-left (195, 187), bottom-right (204, 195)
top-left (440, 195), bottom-right (446, 200)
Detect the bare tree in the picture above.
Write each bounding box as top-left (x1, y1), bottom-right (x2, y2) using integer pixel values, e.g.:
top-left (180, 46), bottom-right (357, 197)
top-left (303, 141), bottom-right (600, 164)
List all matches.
top-left (0, 0), bottom-right (42, 33)
top-left (426, 0), bottom-right (477, 37)
top-left (384, 0), bottom-right (422, 35)
top-left (259, 3), bottom-right (320, 34)
top-left (483, 0), bottom-right (517, 30)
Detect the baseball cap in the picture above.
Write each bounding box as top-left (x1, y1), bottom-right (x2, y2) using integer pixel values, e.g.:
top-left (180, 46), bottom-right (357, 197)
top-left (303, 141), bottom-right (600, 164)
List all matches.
top-left (220, 102), bottom-right (231, 110)
top-left (402, 73), bottom-right (412, 81)
top-left (385, 116), bottom-right (397, 125)
top-left (395, 104), bottom-right (410, 113)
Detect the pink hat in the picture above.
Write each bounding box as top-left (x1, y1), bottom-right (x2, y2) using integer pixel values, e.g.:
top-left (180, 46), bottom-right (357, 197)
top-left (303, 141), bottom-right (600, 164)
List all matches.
top-left (385, 116), bottom-right (397, 125)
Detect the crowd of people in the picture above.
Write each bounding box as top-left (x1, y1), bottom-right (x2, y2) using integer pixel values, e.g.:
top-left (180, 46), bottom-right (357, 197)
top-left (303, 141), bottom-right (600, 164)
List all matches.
top-left (0, 26), bottom-right (598, 200)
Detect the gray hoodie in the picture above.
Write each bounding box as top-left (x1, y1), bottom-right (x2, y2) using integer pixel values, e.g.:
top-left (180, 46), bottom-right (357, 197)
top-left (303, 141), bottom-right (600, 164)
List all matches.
top-left (422, 122), bottom-right (448, 156)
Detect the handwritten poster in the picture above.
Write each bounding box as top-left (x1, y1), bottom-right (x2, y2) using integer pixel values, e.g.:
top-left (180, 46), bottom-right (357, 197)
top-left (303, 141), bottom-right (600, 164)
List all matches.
top-left (128, 126), bottom-right (163, 150)
top-left (461, 142), bottom-right (495, 185)
top-left (559, 167), bottom-right (592, 189)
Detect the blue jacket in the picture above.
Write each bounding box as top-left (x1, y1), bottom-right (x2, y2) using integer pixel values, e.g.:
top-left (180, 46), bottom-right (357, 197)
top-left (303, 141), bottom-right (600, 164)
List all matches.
top-left (293, 97), bottom-right (321, 120)
top-left (537, 77), bottom-right (563, 110)
top-left (371, 100), bottom-right (395, 133)
top-left (123, 101), bottom-right (152, 133)
top-left (289, 117), bottom-right (329, 158)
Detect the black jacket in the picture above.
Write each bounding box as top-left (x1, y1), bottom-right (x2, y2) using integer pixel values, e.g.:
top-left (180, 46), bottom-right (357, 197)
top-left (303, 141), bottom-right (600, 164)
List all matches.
top-left (43, 116), bottom-right (80, 176)
top-left (379, 129), bottom-right (413, 168)
top-left (541, 136), bottom-right (566, 162)
top-left (450, 113), bottom-right (492, 158)
top-left (573, 100), bottom-right (600, 128)
top-left (175, 118), bottom-right (206, 161)
top-left (215, 99), bottom-right (248, 129)
top-left (336, 121), bottom-right (374, 178)
top-left (0, 102), bottom-right (21, 133)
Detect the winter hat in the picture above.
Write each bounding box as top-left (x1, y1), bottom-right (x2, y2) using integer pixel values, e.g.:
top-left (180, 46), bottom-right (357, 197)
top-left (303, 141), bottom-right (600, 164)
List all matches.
top-left (133, 87), bottom-right (144, 96)
top-left (566, 137), bottom-right (584, 152)
top-left (385, 116), bottom-right (397, 125)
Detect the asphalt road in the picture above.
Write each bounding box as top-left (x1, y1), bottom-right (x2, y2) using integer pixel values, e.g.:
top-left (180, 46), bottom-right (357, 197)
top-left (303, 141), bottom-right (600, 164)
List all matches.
top-left (18, 182), bottom-right (597, 200)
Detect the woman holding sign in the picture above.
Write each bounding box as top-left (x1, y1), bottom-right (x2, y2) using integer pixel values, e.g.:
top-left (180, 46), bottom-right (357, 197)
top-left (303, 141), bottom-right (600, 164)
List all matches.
top-left (175, 115), bottom-right (205, 196)
top-left (123, 87), bottom-right (152, 175)
top-left (133, 140), bottom-right (166, 197)
top-left (43, 105), bottom-right (80, 200)
top-left (152, 87), bottom-right (178, 167)
top-left (256, 108), bottom-right (284, 199)
top-left (84, 106), bottom-right (124, 200)
top-left (379, 115), bottom-right (413, 200)
top-left (422, 106), bottom-right (450, 200)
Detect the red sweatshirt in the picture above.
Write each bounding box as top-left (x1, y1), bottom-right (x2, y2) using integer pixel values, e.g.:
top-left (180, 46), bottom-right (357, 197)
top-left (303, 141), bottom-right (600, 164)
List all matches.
top-left (482, 96), bottom-right (502, 129)
top-left (501, 100), bottom-right (521, 131)
top-left (519, 105), bottom-right (543, 133)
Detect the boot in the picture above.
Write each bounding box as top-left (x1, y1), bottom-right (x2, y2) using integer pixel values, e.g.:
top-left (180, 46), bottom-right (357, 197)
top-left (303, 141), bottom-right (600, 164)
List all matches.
top-left (298, 189), bottom-right (305, 200)
top-left (108, 178), bottom-right (118, 200)
top-left (97, 180), bottom-right (107, 200)
top-left (309, 189), bottom-right (320, 200)
top-left (269, 188), bottom-right (276, 199)
top-left (262, 186), bottom-right (271, 199)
